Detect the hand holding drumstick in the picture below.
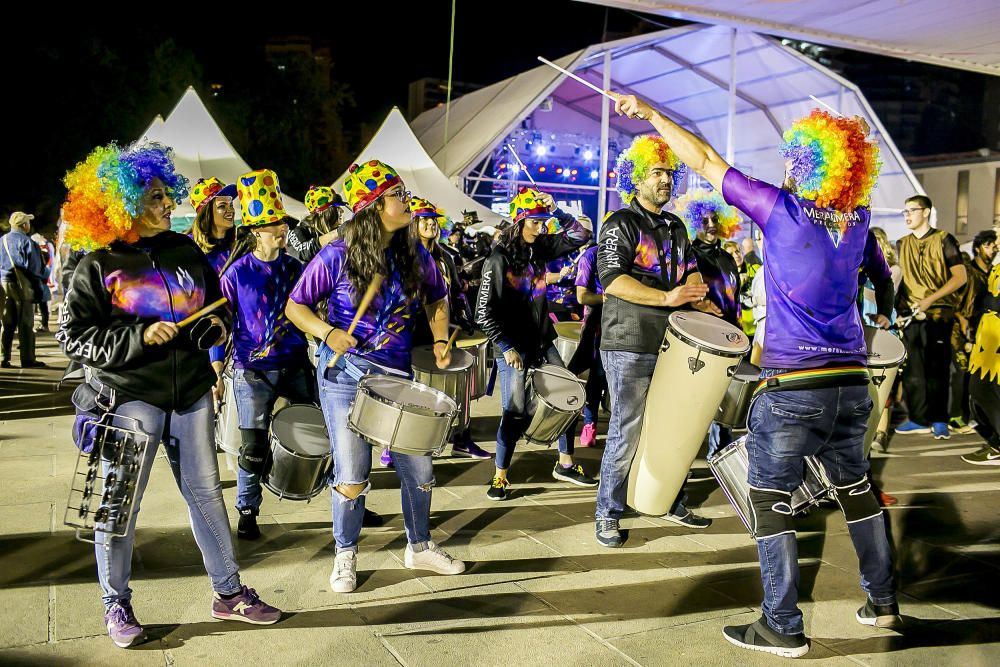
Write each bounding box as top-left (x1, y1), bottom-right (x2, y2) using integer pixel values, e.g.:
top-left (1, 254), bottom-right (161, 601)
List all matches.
top-left (327, 274), bottom-right (385, 368)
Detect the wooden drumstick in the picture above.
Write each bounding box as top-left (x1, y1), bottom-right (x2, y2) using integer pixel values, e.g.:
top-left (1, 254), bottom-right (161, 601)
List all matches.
top-left (439, 327), bottom-right (461, 361)
top-left (176, 297), bottom-right (228, 329)
top-left (328, 273), bottom-right (384, 368)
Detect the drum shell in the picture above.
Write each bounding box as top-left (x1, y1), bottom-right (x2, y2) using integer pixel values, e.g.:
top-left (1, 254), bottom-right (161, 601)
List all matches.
top-left (716, 361), bottom-right (761, 429)
top-left (456, 336), bottom-right (490, 400)
top-left (263, 405), bottom-right (331, 501)
top-left (627, 314), bottom-right (749, 516)
top-left (861, 327), bottom-right (907, 457)
top-left (553, 322), bottom-right (582, 367)
top-left (214, 373), bottom-right (241, 456)
top-left (348, 378), bottom-right (457, 456)
top-left (709, 435), bottom-right (833, 534)
top-left (412, 348), bottom-right (474, 433)
top-left (523, 365), bottom-right (586, 446)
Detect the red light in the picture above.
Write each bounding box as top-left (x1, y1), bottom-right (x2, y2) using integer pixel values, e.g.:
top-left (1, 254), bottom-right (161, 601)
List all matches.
top-left (538, 166), bottom-right (546, 173)
top-left (556, 168), bottom-right (563, 174)
top-left (609, 171), bottom-right (616, 178)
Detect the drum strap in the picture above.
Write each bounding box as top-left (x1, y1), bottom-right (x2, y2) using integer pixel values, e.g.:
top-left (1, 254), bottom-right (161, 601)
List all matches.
top-left (753, 366), bottom-right (870, 397)
top-left (650, 223), bottom-right (678, 290)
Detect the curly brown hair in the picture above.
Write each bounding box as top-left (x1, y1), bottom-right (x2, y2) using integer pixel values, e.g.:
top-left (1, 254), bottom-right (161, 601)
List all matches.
top-left (342, 200), bottom-right (424, 304)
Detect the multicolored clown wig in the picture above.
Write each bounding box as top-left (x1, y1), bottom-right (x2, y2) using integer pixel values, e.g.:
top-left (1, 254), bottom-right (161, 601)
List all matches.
top-left (673, 190), bottom-right (742, 241)
top-left (779, 110), bottom-right (881, 212)
top-left (614, 134), bottom-right (687, 205)
top-left (63, 142), bottom-right (189, 250)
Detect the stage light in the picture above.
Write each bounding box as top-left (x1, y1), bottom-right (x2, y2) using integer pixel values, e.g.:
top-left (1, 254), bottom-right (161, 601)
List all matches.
top-left (571, 169), bottom-right (578, 175)
top-left (556, 168), bottom-right (563, 174)
top-left (535, 145), bottom-right (547, 157)
top-left (590, 170), bottom-right (599, 179)
top-left (583, 150), bottom-right (593, 161)
top-left (538, 166), bottom-right (546, 173)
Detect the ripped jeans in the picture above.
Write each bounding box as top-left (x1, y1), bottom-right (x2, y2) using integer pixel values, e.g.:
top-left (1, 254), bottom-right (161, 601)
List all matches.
top-left (317, 353), bottom-right (434, 553)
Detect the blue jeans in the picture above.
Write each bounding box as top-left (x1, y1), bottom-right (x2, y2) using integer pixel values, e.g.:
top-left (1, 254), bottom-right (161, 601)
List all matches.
top-left (596, 350), bottom-right (686, 520)
top-left (495, 345), bottom-right (575, 470)
top-left (317, 354), bottom-right (434, 553)
top-left (748, 369), bottom-right (896, 635)
top-left (96, 391), bottom-right (241, 609)
top-left (582, 351), bottom-right (607, 426)
top-left (232, 366), bottom-right (315, 511)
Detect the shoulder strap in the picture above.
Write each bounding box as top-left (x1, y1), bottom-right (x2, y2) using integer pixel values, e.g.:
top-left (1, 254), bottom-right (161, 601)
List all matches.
top-left (649, 222), bottom-right (679, 290)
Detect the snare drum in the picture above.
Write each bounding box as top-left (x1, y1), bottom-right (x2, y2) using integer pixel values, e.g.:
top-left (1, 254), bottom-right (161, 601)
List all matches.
top-left (710, 435), bottom-right (833, 534)
top-left (455, 333), bottom-right (490, 400)
top-left (523, 364), bottom-right (585, 446)
top-left (348, 376), bottom-right (458, 456)
top-left (553, 322), bottom-right (583, 367)
top-left (263, 405), bottom-right (331, 501)
top-left (214, 372), bottom-right (240, 457)
top-left (716, 360), bottom-right (761, 430)
top-left (627, 311), bottom-right (750, 516)
top-left (863, 327), bottom-right (906, 457)
top-left (411, 345), bottom-right (475, 432)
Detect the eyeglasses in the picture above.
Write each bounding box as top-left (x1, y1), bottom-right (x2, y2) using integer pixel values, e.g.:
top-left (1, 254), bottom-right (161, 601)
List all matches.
top-left (902, 207), bottom-right (928, 217)
top-left (386, 189), bottom-right (412, 203)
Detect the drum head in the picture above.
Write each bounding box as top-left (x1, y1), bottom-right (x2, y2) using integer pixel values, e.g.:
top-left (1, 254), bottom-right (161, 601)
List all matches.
top-left (411, 345), bottom-right (474, 372)
top-left (864, 327), bottom-right (906, 368)
top-left (553, 322), bottom-right (583, 342)
top-left (455, 333), bottom-right (488, 348)
top-left (531, 364), bottom-right (584, 411)
top-left (667, 311), bottom-right (749, 356)
top-left (361, 375), bottom-right (457, 416)
top-left (270, 405), bottom-right (328, 457)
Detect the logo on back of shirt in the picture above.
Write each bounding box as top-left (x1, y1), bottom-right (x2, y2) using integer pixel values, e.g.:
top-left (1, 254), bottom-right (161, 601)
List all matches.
top-left (803, 206), bottom-right (861, 249)
top-left (176, 267), bottom-right (196, 298)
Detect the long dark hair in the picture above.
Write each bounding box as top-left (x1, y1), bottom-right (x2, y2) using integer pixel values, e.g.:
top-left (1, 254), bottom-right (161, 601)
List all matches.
top-left (408, 218), bottom-right (442, 262)
top-left (497, 220), bottom-right (530, 272)
top-left (343, 200), bottom-right (424, 304)
top-left (219, 226), bottom-right (256, 275)
top-left (303, 206), bottom-right (340, 236)
top-left (190, 201), bottom-right (234, 254)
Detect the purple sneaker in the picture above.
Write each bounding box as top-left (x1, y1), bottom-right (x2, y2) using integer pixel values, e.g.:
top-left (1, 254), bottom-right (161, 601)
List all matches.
top-left (211, 586), bottom-right (282, 625)
top-left (104, 601), bottom-right (146, 648)
top-left (380, 447), bottom-right (394, 468)
top-left (452, 441), bottom-right (492, 459)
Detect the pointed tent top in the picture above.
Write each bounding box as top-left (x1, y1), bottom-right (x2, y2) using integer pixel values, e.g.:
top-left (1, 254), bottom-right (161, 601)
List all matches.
top-left (333, 107), bottom-right (502, 227)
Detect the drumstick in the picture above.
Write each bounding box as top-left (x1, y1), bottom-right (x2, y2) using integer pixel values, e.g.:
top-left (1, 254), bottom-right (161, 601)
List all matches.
top-left (536, 57), bottom-right (649, 121)
top-left (808, 94), bottom-right (843, 117)
top-left (176, 297), bottom-right (227, 329)
top-left (505, 143), bottom-right (537, 186)
top-left (328, 273), bottom-right (385, 368)
top-left (439, 327), bottom-right (461, 361)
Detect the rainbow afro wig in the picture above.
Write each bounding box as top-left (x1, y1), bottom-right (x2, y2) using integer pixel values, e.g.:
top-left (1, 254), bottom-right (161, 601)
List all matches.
top-left (614, 135), bottom-right (686, 205)
top-left (779, 110), bottom-right (881, 212)
top-left (63, 141), bottom-right (189, 250)
top-left (673, 189), bottom-right (742, 240)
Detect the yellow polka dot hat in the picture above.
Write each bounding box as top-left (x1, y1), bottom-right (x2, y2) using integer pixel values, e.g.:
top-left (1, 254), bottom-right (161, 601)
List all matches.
top-left (189, 177), bottom-right (237, 214)
top-left (342, 160), bottom-right (402, 214)
top-left (410, 196), bottom-right (445, 219)
top-left (236, 169), bottom-right (287, 226)
top-left (509, 187), bottom-right (550, 223)
top-left (304, 185), bottom-right (342, 214)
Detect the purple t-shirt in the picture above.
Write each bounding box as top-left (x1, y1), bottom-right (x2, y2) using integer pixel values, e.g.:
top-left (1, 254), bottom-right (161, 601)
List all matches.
top-left (545, 254), bottom-right (578, 307)
top-left (722, 168), bottom-right (871, 369)
top-left (574, 245), bottom-right (602, 295)
top-left (220, 252), bottom-right (307, 370)
top-left (289, 240), bottom-right (448, 371)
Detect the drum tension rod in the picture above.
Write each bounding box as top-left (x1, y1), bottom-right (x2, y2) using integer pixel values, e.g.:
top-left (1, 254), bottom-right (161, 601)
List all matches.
top-left (687, 350), bottom-right (706, 374)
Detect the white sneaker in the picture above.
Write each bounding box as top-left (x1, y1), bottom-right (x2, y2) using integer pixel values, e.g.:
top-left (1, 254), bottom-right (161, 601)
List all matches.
top-left (404, 541), bottom-right (466, 575)
top-left (330, 550), bottom-right (357, 593)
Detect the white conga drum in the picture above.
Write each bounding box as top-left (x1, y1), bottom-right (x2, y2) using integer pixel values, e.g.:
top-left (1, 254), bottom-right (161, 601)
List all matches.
top-left (863, 327), bottom-right (906, 457)
top-left (627, 311), bottom-right (750, 515)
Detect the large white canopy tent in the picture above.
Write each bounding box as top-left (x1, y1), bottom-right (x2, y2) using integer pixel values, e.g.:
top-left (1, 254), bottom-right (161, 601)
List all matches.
top-left (332, 108), bottom-right (503, 228)
top-left (139, 87), bottom-right (308, 225)
top-left (412, 24), bottom-right (929, 238)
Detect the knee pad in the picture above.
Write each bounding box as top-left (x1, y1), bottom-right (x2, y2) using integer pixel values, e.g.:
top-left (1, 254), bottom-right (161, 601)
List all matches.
top-left (238, 428), bottom-right (270, 475)
top-left (834, 477), bottom-right (882, 523)
top-left (334, 481), bottom-right (370, 501)
top-left (749, 487), bottom-right (795, 540)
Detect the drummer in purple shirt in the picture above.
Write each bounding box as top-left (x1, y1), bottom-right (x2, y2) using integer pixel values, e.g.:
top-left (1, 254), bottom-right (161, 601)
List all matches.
top-left (608, 93), bottom-right (899, 657)
top-left (219, 169), bottom-right (315, 541)
top-left (285, 160), bottom-right (465, 595)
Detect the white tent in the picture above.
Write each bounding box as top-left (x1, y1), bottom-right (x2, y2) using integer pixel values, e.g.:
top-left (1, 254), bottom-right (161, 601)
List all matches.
top-left (578, 0), bottom-right (1000, 76)
top-left (138, 87), bottom-right (308, 223)
top-left (413, 25), bottom-right (925, 238)
top-left (332, 108), bottom-right (503, 228)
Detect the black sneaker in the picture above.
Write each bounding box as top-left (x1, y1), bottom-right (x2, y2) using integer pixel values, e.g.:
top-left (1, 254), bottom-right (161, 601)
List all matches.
top-left (552, 463), bottom-right (598, 487)
top-left (486, 475), bottom-right (510, 501)
top-left (362, 507), bottom-right (384, 527)
top-left (237, 507), bottom-right (261, 540)
top-left (595, 518), bottom-right (624, 548)
top-left (856, 598), bottom-right (902, 629)
top-left (0, 360), bottom-right (11, 369)
top-left (663, 509), bottom-right (712, 529)
top-left (21, 360), bottom-right (46, 368)
top-left (723, 616), bottom-right (810, 658)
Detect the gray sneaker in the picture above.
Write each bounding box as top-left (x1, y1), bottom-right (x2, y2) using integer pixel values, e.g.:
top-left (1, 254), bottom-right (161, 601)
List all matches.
top-left (663, 509), bottom-right (712, 529)
top-left (961, 445), bottom-right (1000, 465)
top-left (104, 601), bottom-right (146, 648)
top-left (211, 586), bottom-right (281, 625)
top-left (331, 550), bottom-right (358, 593)
top-left (596, 518), bottom-right (624, 547)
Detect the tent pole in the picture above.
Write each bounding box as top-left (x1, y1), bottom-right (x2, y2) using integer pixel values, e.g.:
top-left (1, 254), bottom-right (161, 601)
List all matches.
top-left (598, 50), bottom-right (612, 228)
top-left (726, 28), bottom-right (737, 165)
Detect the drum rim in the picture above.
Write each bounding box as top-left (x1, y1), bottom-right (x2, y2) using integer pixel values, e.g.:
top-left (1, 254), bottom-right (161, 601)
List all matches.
top-left (411, 345), bottom-right (475, 373)
top-left (358, 375), bottom-right (459, 418)
top-left (666, 312), bottom-right (749, 358)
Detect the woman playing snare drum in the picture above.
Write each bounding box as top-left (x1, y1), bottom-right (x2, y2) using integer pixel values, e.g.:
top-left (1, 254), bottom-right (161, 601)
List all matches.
top-left (475, 187), bottom-right (596, 501)
top-left (285, 160), bottom-right (465, 594)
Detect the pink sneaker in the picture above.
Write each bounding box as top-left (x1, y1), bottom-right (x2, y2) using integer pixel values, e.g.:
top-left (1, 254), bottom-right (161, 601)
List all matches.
top-left (580, 422), bottom-right (597, 447)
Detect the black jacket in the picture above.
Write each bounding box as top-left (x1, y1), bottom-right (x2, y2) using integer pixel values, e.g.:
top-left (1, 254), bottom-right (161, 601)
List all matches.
top-left (475, 209), bottom-right (589, 362)
top-left (413, 243), bottom-right (476, 344)
top-left (57, 231), bottom-right (229, 411)
top-left (691, 237), bottom-right (741, 326)
top-left (597, 200), bottom-right (698, 354)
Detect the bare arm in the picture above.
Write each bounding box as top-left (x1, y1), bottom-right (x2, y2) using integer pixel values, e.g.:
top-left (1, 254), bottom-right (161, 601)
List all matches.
top-left (917, 264), bottom-right (967, 312)
top-left (605, 273), bottom-right (708, 308)
top-left (608, 92), bottom-right (731, 194)
top-left (576, 286), bottom-right (604, 307)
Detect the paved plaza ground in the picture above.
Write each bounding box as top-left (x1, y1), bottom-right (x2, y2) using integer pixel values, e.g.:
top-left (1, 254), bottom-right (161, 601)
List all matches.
top-left (1, 333), bottom-right (998, 666)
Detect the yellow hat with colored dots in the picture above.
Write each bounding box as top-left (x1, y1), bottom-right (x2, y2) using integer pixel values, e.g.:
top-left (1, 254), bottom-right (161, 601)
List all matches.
top-left (189, 177), bottom-right (237, 214)
top-left (304, 185), bottom-right (342, 214)
top-left (236, 169), bottom-right (287, 226)
top-left (341, 160), bottom-right (402, 214)
top-left (410, 196), bottom-right (445, 219)
top-left (509, 187), bottom-right (550, 223)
